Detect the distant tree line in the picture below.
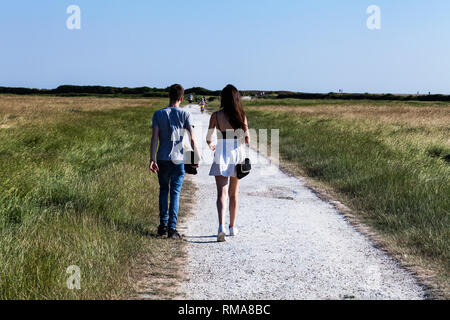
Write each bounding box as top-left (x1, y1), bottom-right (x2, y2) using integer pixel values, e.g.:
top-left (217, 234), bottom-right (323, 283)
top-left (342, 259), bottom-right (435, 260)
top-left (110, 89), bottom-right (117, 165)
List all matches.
top-left (0, 85), bottom-right (159, 97)
top-left (185, 87), bottom-right (221, 96)
top-left (1, 85), bottom-right (449, 102)
top-left (0, 85), bottom-right (223, 98)
top-left (276, 92), bottom-right (450, 102)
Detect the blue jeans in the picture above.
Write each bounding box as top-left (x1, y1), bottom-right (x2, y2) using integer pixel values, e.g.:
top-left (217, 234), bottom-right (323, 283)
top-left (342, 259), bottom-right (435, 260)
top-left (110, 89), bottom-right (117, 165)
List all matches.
top-left (157, 161), bottom-right (185, 230)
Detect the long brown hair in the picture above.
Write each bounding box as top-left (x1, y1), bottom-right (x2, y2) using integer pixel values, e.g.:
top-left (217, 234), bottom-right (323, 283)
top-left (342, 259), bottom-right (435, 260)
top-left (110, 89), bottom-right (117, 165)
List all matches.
top-left (220, 84), bottom-right (247, 130)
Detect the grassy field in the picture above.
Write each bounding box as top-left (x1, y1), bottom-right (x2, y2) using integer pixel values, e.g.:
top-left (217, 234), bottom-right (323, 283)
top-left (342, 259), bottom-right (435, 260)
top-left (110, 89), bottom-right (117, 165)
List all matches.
top-left (2, 95), bottom-right (448, 299)
top-left (0, 95), bottom-right (187, 299)
top-left (209, 98), bottom-right (449, 297)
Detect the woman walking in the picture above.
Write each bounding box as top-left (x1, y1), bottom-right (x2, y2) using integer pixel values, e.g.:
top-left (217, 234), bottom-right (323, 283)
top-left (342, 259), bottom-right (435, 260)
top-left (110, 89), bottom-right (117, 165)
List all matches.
top-left (206, 85), bottom-right (250, 242)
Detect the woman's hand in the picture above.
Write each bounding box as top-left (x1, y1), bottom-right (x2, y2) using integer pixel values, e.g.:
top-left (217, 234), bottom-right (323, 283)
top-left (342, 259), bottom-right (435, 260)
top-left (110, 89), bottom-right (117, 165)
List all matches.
top-left (210, 144), bottom-right (216, 151)
top-left (149, 161), bottom-right (159, 173)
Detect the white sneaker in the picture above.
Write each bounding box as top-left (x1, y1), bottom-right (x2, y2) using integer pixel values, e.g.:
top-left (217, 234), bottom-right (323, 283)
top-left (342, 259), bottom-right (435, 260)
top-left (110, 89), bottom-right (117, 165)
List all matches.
top-left (217, 231), bottom-right (226, 242)
top-left (217, 225), bottom-right (226, 242)
top-left (229, 226), bottom-right (238, 236)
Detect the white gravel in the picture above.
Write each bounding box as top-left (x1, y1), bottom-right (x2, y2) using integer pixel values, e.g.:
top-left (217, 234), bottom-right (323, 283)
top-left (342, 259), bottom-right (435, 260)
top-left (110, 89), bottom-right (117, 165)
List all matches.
top-left (178, 105), bottom-right (426, 300)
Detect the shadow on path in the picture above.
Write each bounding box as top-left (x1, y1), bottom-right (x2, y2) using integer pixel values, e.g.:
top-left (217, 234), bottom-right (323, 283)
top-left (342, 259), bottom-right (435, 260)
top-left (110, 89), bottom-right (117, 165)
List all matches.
top-left (184, 235), bottom-right (218, 244)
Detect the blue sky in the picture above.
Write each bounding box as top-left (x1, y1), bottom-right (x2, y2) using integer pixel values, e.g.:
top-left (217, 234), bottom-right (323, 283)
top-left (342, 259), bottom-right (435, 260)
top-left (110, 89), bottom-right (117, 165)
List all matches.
top-left (1, 0), bottom-right (449, 93)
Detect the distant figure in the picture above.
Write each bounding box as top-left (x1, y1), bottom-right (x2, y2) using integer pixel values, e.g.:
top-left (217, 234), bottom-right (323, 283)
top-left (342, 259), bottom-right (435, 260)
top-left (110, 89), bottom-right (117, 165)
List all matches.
top-left (188, 94), bottom-right (194, 103)
top-left (199, 97), bottom-right (206, 113)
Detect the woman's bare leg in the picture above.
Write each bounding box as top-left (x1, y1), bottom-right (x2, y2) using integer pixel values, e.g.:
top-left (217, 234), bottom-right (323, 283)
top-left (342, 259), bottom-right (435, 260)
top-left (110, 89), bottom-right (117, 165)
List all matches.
top-left (229, 177), bottom-right (240, 227)
top-left (215, 176), bottom-right (229, 226)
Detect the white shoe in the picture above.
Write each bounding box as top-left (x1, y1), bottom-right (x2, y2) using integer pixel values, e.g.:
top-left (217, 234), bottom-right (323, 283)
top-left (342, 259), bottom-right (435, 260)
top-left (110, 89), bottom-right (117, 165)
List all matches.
top-left (217, 231), bottom-right (226, 242)
top-left (217, 225), bottom-right (226, 242)
top-left (229, 226), bottom-right (238, 236)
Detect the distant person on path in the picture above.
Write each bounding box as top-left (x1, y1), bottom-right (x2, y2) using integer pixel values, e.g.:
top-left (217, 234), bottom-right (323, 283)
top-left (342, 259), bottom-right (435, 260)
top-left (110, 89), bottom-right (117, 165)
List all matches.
top-left (200, 97), bottom-right (206, 113)
top-left (206, 85), bottom-right (250, 242)
top-left (149, 84), bottom-right (199, 239)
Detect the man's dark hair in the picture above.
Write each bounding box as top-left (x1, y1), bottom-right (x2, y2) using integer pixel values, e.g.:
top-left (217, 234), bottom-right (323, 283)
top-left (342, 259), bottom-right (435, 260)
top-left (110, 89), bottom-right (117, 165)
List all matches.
top-left (169, 84), bottom-right (184, 102)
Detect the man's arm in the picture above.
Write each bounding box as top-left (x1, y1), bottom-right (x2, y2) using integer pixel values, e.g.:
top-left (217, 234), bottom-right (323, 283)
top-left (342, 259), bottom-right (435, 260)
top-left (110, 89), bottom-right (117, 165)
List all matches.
top-left (149, 126), bottom-right (159, 173)
top-left (186, 125), bottom-right (200, 166)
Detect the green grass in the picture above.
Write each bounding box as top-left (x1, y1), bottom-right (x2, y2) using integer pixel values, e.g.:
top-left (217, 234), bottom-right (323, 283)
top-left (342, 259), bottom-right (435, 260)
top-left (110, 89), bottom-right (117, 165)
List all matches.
top-left (0, 97), bottom-right (185, 299)
top-left (234, 98), bottom-right (449, 296)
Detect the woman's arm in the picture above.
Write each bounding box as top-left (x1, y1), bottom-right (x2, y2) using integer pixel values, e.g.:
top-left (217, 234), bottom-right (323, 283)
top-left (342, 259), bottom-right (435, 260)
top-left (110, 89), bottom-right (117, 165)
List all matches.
top-left (244, 116), bottom-right (250, 145)
top-left (206, 112), bottom-right (217, 151)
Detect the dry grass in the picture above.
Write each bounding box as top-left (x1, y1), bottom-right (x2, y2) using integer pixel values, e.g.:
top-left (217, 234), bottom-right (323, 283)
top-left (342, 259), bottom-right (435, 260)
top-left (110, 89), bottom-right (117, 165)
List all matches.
top-left (249, 103), bottom-right (450, 155)
top-left (0, 95), bottom-right (162, 128)
top-left (249, 104), bottom-right (450, 129)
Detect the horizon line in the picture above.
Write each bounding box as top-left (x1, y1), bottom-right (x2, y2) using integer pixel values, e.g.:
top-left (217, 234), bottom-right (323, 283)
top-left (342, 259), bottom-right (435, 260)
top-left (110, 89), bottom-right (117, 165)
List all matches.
top-left (0, 84), bottom-right (445, 96)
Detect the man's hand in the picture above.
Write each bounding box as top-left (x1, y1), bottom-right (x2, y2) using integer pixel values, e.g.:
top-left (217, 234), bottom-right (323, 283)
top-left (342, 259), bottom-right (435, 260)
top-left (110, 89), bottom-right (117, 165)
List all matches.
top-left (149, 126), bottom-right (159, 173)
top-left (209, 144), bottom-right (216, 151)
top-left (149, 161), bottom-right (159, 173)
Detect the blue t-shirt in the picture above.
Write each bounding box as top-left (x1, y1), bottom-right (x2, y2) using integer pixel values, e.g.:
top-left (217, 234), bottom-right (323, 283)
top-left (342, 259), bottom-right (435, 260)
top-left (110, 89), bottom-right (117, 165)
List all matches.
top-left (152, 107), bottom-right (193, 161)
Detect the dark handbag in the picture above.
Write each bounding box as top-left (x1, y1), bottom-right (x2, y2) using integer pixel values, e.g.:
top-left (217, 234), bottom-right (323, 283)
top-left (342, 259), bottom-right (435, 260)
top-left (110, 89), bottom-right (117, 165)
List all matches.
top-left (184, 151), bottom-right (198, 175)
top-left (236, 158), bottom-right (251, 179)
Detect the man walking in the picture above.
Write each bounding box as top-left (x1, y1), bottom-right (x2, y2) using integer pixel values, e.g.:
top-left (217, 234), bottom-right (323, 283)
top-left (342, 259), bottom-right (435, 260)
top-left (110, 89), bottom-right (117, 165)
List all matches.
top-left (149, 84), bottom-right (198, 239)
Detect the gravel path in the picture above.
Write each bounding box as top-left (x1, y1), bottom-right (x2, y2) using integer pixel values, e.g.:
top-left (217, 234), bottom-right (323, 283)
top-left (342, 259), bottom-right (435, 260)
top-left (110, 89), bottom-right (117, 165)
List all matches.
top-left (178, 105), bottom-right (425, 300)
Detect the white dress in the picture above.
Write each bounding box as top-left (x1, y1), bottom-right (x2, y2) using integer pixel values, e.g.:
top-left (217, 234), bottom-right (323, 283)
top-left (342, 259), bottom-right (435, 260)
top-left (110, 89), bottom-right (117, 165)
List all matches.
top-left (209, 129), bottom-right (245, 177)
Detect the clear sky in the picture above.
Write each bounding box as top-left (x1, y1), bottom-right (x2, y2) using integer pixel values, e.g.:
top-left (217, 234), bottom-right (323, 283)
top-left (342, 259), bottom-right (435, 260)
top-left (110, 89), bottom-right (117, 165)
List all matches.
top-left (1, 0), bottom-right (449, 93)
